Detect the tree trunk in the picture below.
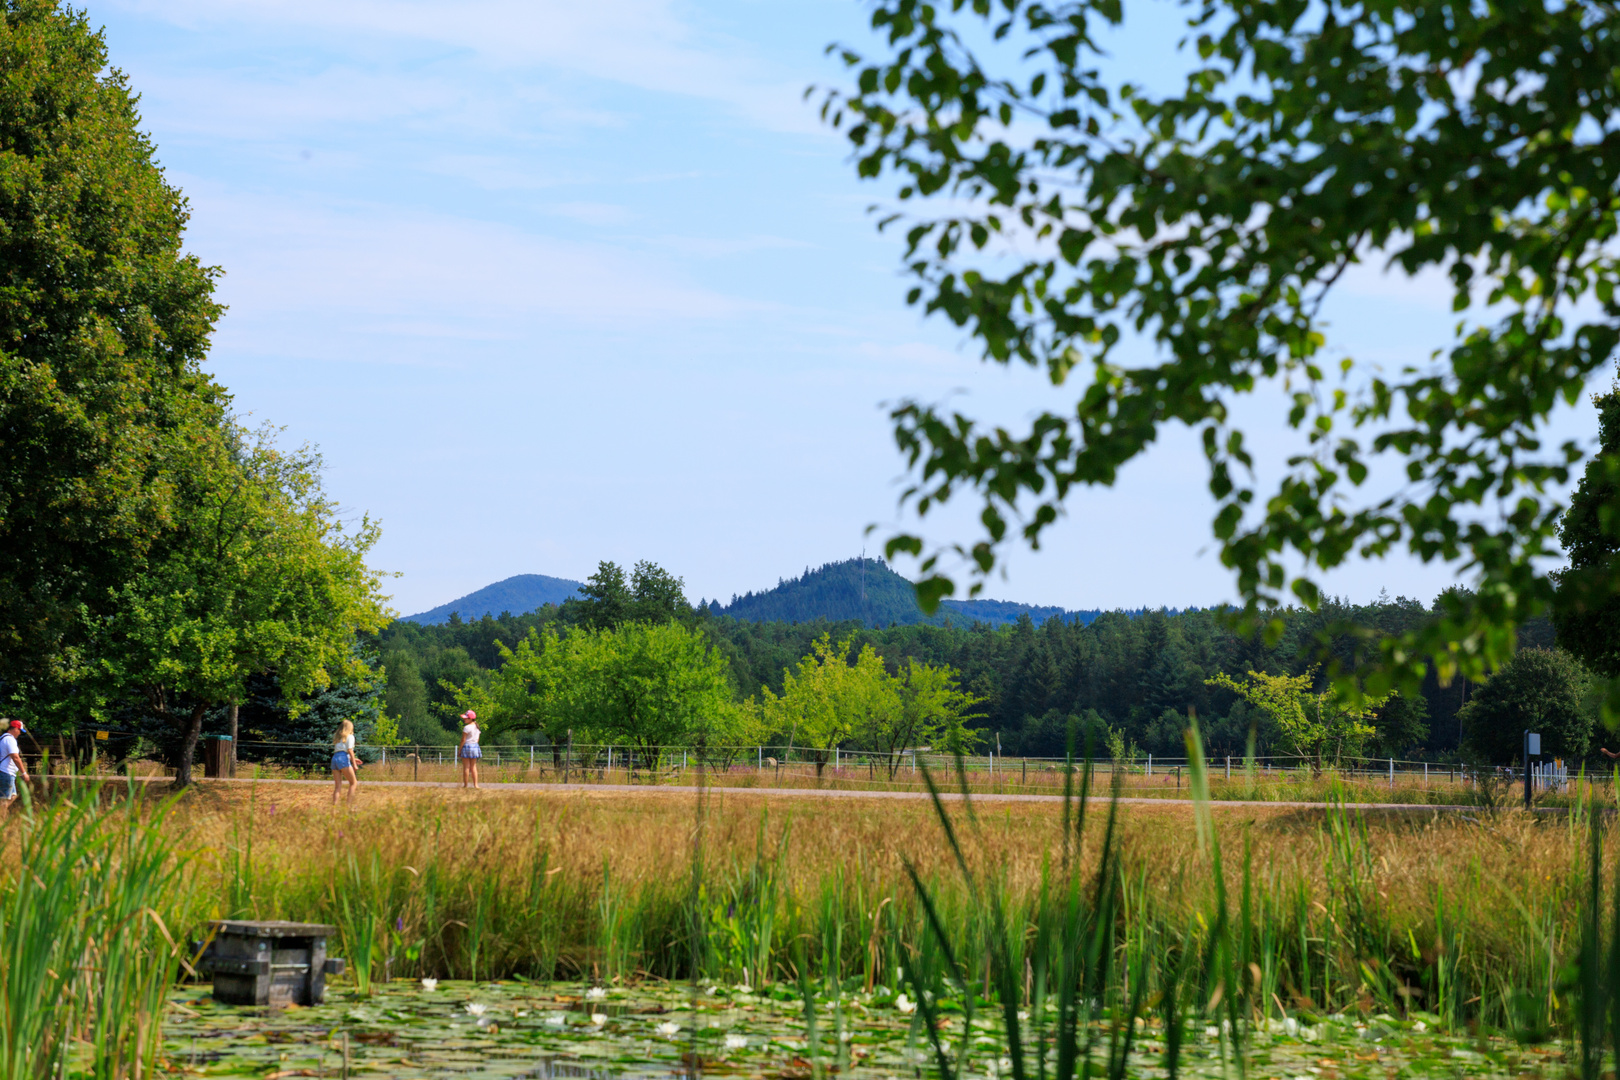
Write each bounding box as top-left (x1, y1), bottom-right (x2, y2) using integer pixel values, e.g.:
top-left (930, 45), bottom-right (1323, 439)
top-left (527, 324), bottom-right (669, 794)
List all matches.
top-left (227, 702), bottom-right (239, 778)
top-left (174, 702), bottom-right (207, 790)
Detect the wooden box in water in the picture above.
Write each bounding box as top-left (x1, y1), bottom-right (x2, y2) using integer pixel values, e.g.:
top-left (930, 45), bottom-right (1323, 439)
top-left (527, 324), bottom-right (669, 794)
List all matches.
top-left (205, 920), bottom-right (345, 1006)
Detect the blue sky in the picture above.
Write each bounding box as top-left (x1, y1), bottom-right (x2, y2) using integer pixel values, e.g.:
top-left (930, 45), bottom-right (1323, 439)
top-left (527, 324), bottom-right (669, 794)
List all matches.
top-left (96, 0), bottom-right (1603, 617)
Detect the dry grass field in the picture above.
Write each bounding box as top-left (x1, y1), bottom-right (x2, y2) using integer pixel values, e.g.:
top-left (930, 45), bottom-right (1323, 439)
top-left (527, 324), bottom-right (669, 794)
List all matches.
top-left (135, 779), bottom-right (1596, 1032)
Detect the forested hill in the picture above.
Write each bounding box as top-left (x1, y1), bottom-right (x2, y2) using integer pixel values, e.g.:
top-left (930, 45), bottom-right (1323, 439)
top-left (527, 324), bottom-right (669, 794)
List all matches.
top-left (714, 558), bottom-right (1109, 628)
top-left (404, 574), bottom-right (584, 625)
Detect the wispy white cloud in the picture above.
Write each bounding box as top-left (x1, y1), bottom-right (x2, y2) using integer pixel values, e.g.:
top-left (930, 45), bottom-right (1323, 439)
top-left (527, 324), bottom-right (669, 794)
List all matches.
top-left (106, 0), bottom-right (828, 134)
top-left (550, 201), bottom-right (635, 227)
top-left (649, 233), bottom-right (810, 258)
top-left (185, 183), bottom-right (764, 366)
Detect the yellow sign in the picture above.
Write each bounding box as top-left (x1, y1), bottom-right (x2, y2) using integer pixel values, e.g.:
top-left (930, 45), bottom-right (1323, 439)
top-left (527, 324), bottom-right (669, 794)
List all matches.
top-left (95, 730), bottom-right (109, 740)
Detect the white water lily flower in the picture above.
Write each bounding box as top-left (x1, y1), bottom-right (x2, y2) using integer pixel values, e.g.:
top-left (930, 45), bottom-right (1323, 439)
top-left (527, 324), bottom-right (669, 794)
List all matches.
top-left (420, 978), bottom-right (438, 991)
top-left (707, 986), bottom-right (720, 996)
top-left (656, 1021), bottom-right (680, 1037)
top-left (1413, 1020), bottom-right (1428, 1033)
top-left (1283, 1017), bottom-right (1298, 1036)
top-left (1205, 1026), bottom-right (1220, 1038)
top-left (895, 994), bottom-right (916, 1015)
top-left (724, 1034), bottom-right (748, 1051)
top-left (544, 1012), bottom-right (567, 1025)
top-left (1017, 1011), bottom-right (1029, 1022)
top-left (735, 983), bottom-right (752, 994)
top-left (590, 1012), bottom-right (608, 1026)
top-left (585, 986), bottom-right (608, 1001)
top-left (466, 1003), bottom-right (487, 1017)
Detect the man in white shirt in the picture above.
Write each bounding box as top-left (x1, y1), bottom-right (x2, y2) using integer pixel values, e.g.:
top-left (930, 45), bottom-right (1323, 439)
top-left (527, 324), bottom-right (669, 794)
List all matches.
top-left (0, 719), bottom-right (28, 803)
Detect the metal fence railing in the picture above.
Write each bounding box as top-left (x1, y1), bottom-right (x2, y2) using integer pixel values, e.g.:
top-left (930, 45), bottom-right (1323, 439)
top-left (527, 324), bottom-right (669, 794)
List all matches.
top-left (123, 739), bottom-right (1597, 796)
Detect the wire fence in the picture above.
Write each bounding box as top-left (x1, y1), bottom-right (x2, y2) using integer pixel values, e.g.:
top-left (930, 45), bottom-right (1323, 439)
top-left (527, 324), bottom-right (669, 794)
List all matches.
top-left (119, 739), bottom-right (1600, 797)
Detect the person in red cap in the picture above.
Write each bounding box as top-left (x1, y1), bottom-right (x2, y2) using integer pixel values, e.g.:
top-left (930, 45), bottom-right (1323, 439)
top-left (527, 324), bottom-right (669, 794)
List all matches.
top-left (457, 710), bottom-right (482, 790)
top-left (0, 720), bottom-right (29, 804)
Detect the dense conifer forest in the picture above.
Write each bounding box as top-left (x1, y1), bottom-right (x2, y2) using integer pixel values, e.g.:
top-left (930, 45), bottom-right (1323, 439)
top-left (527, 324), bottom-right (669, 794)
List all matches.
top-left (376, 576), bottom-right (1561, 760)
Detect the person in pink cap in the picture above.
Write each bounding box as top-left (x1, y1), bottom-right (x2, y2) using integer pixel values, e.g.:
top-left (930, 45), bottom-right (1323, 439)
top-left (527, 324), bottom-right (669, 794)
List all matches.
top-left (457, 710), bottom-right (482, 789)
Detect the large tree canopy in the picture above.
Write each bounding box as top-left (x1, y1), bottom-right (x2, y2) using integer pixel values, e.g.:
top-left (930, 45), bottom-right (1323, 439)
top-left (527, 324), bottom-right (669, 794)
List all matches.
top-left (0, 0), bottom-right (225, 707)
top-left (823, 0), bottom-right (1620, 702)
top-left (1554, 383), bottom-right (1620, 677)
top-left (1459, 646), bottom-right (1592, 764)
top-left (94, 424), bottom-right (390, 787)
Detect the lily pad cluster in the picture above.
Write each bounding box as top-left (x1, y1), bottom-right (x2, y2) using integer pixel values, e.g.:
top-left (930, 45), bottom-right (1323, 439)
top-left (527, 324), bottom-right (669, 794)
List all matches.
top-left (151, 980), bottom-right (1574, 1079)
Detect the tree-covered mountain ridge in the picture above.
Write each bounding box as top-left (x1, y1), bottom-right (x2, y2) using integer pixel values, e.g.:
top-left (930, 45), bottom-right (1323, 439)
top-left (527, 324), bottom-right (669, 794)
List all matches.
top-left (403, 558), bottom-right (1147, 628)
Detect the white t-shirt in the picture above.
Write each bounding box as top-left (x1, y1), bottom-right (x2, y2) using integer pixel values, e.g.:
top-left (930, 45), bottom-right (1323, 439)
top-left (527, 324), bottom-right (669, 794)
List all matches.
top-left (0, 733), bottom-right (19, 775)
top-left (333, 734), bottom-right (355, 754)
top-left (462, 723), bottom-right (480, 747)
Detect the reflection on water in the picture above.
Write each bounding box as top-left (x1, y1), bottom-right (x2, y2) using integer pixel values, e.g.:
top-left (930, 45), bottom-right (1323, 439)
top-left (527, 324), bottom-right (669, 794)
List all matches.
top-left (523, 1058), bottom-right (682, 1080)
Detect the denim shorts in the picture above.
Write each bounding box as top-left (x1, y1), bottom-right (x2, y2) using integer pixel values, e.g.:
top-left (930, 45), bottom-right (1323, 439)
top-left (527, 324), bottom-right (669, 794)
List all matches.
top-left (0, 771), bottom-right (14, 798)
top-left (331, 751), bottom-right (352, 771)
top-left (459, 745), bottom-right (482, 760)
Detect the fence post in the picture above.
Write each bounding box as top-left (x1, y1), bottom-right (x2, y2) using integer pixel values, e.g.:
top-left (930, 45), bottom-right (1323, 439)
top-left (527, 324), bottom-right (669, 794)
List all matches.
top-left (1389, 757), bottom-right (1394, 789)
top-left (1424, 762), bottom-right (1428, 787)
top-left (1225, 755), bottom-right (1230, 781)
top-left (758, 745), bottom-right (762, 770)
top-left (529, 745), bottom-right (534, 768)
top-left (1147, 754), bottom-right (1152, 777)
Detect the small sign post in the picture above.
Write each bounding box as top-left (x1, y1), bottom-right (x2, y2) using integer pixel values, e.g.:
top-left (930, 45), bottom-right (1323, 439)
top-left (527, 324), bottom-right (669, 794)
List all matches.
top-left (1524, 730), bottom-right (1541, 809)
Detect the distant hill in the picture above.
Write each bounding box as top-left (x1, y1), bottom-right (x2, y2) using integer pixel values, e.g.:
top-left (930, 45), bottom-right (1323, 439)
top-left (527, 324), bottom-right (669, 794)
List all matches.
top-left (403, 574), bottom-right (584, 625)
top-left (404, 559), bottom-right (1130, 630)
top-left (714, 558), bottom-right (1107, 629)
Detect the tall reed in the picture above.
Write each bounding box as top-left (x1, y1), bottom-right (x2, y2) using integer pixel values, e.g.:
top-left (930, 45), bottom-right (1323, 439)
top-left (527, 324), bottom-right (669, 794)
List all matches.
top-left (172, 774), bottom-right (1607, 1039)
top-left (0, 783), bottom-right (197, 1079)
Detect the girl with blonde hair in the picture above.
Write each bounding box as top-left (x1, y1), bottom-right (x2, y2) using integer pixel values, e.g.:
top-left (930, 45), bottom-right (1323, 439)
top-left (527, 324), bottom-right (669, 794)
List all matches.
top-left (331, 719), bottom-right (361, 806)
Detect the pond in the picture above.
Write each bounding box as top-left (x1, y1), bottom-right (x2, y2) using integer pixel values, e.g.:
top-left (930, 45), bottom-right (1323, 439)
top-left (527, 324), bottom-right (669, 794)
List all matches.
top-left (158, 980), bottom-right (1574, 1079)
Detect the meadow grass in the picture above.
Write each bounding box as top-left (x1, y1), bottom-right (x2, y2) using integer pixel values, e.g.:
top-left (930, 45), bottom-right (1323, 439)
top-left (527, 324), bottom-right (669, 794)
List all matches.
top-left (7, 766), bottom-right (1616, 1077)
top-left (137, 775), bottom-right (1606, 1041)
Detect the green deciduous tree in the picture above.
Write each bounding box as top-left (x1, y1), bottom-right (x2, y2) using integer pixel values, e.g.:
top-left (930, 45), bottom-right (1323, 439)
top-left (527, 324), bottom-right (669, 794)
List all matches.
top-left (569, 621), bottom-right (734, 767)
top-left (93, 424), bottom-right (390, 787)
top-left (452, 625), bottom-right (576, 747)
top-left (1207, 670), bottom-right (1384, 773)
top-left (761, 634), bottom-right (983, 777)
top-left (822, 0), bottom-right (1620, 704)
top-left (762, 634), bottom-right (894, 777)
top-left (453, 621), bottom-right (737, 768)
top-left (867, 658), bottom-right (984, 778)
top-left (1459, 647), bottom-right (1592, 765)
top-left (0, 0), bottom-right (226, 709)
top-left (1554, 384), bottom-right (1620, 678)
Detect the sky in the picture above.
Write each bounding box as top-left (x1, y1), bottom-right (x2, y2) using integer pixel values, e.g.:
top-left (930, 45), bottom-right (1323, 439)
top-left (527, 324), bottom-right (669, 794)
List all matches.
top-left (94, 0), bottom-right (1605, 617)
